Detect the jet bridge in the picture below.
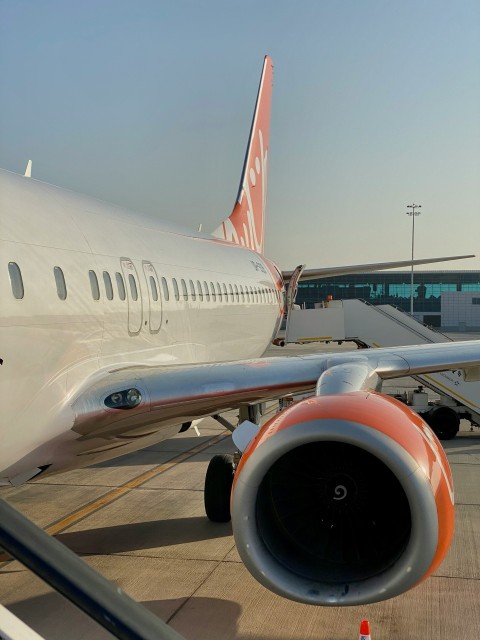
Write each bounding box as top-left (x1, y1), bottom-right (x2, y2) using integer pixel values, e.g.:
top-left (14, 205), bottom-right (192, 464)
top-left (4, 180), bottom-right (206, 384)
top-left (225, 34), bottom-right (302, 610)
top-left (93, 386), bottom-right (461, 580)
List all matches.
top-left (285, 299), bottom-right (480, 437)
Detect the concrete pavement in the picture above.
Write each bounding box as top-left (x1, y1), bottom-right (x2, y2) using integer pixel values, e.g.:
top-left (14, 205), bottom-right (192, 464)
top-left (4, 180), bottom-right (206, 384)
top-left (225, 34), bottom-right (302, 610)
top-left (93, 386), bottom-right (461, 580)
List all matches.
top-left (1, 341), bottom-right (479, 639)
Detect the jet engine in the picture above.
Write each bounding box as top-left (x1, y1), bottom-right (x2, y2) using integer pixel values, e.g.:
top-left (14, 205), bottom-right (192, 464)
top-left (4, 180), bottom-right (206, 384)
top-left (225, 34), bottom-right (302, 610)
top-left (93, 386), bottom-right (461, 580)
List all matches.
top-left (231, 391), bottom-right (454, 606)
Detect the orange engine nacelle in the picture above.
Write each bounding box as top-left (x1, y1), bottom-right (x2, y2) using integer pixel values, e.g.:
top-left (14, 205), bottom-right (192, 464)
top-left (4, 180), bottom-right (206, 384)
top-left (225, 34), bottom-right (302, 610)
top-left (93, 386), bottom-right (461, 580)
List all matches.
top-left (231, 391), bottom-right (454, 606)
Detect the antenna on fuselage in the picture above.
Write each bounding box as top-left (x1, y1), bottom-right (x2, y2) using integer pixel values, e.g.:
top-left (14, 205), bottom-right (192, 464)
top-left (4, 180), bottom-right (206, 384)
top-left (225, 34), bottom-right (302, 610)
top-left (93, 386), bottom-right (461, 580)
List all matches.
top-left (24, 160), bottom-right (32, 178)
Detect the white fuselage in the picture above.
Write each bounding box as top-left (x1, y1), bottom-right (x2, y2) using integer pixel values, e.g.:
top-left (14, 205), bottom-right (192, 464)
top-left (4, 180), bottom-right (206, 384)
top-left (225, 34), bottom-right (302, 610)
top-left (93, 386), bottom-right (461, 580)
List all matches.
top-left (0, 169), bottom-right (283, 482)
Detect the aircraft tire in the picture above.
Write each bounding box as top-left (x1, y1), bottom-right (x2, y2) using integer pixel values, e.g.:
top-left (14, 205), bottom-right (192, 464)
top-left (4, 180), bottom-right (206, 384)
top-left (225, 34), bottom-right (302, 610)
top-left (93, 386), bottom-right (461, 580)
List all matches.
top-left (424, 406), bottom-right (460, 440)
top-left (204, 454), bottom-right (234, 522)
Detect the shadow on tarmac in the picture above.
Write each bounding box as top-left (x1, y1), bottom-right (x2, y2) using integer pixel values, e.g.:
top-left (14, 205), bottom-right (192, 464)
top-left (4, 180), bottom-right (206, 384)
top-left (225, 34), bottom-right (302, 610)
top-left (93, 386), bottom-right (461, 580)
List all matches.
top-left (7, 594), bottom-right (243, 640)
top-left (54, 517), bottom-right (232, 555)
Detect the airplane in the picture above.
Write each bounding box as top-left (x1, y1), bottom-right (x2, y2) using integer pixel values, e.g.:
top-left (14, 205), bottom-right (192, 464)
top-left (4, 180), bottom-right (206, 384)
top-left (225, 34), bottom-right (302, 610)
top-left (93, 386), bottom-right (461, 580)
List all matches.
top-left (1, 55), bottom-right (480, 608)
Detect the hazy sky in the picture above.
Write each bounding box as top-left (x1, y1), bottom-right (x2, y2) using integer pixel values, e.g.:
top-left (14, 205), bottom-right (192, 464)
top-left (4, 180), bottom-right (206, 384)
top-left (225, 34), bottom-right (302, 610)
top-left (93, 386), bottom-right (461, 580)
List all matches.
top-left (1, 1), bottom-right (479, 271)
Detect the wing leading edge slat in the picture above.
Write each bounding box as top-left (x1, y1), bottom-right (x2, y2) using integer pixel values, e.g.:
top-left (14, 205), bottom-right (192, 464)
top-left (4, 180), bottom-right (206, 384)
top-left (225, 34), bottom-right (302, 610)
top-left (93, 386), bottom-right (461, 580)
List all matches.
top-left (71, 341), bottom-right (480, 440)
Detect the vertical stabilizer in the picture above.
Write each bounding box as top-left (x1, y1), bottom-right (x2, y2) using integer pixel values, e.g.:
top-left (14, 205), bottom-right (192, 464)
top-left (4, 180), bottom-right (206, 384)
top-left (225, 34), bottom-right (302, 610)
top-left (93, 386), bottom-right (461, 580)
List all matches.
top-left (212, 56), bottom-right (273, 255)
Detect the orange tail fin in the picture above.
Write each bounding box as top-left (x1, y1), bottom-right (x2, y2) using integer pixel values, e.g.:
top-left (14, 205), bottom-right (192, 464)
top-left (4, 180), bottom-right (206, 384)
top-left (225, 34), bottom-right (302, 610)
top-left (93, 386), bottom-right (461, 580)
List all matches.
top-left (212, 56), bottom-right (273, 255)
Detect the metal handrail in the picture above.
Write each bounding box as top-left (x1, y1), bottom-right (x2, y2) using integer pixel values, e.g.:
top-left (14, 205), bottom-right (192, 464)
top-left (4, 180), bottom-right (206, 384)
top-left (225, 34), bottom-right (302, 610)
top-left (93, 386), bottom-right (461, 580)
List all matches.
top-left (0, 499), bottom-right (185, 640)
top-left (355, 299), bottom-right (452, 343)
top-left (381, 302), bottom-right (453, 341)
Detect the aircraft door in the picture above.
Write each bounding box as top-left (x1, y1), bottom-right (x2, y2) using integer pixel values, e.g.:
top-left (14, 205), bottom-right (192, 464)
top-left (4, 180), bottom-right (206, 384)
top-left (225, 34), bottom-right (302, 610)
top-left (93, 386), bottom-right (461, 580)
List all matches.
top-left (142, 262), bottom-right (162, 333)
top-left (286, 264), bottom-right (306, 311)
top-left (120, 258), bottom-right (143, 334)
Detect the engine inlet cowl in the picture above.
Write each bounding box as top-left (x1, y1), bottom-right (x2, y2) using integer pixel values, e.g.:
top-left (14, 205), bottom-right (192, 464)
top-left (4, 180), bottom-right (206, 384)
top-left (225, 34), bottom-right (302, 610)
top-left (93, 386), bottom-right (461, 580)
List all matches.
top-left (231, 392), bottom-right (454, 606)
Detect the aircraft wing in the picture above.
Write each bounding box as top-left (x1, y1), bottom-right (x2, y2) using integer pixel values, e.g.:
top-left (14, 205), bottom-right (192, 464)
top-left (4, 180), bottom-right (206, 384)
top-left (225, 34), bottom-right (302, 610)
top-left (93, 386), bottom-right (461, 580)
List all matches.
top-left (282, 254), bottom-right (476, 282)
top-left (71, 340), bottom-right (480, 440)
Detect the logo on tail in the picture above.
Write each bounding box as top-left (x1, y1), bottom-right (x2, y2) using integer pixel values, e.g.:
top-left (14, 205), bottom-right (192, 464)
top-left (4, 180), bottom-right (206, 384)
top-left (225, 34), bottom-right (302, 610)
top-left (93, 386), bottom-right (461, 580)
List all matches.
top-left (212, 56), bottom-right (273, 255)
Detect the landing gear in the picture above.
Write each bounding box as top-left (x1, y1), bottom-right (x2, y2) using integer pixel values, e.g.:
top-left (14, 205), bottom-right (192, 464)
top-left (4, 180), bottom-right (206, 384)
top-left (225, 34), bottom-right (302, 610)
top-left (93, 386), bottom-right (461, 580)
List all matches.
top-left (423, 406), bottom-right (460, 440)
top-left (204, 454), bottom-right (235, 522)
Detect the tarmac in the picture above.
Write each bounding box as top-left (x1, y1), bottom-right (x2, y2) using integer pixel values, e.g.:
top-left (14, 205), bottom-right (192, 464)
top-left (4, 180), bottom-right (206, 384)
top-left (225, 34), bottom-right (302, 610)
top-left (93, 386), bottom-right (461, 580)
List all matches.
top-left (1, 340), bottom-right (479, 639)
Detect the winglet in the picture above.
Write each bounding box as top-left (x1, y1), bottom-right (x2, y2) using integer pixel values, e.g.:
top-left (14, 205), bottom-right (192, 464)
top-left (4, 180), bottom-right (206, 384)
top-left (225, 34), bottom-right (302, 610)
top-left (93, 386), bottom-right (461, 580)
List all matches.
top-left (24, 160), bottom-right (32, 178)
top-left (212, 56), bottom-right (273, 255)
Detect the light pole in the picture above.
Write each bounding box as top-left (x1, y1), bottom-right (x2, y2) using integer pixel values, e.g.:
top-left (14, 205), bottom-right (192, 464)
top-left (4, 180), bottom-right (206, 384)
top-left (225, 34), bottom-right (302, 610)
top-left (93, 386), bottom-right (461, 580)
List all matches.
top-left (405, 203), bottom-right (422, 316)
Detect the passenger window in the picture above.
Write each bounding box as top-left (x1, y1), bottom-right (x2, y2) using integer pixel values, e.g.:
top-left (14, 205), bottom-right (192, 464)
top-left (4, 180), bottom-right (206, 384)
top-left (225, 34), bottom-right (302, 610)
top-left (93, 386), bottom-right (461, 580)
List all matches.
top-left (89, 270), bottom-right (100, 301)
top-left (222, 283), bottom-right (228, 302)
top-left (181, 279), bottom-right (188, 300)
top-left (128, 274), bottom-right (138, 301)
top-left (190, 280), bottom-right (196, 301)
top-left (172, 278), bottom-right (180, 301)
top-left (197, 280), bottom-right (203, 301)
top-left (240, 285), bottom-right (245, 302)
top-left (116, 272), bottom-right (126, 300)
top-left (210, 282), bottom-right (216, 301)
top-left (245, 286), bottom-right (250, 302)
top-left (149, 276), bottom-right (158, 301)
top-left (161, 276), bottom-right (170, 301)
top-left (204, 281), bottom-right (210, 301)
top-left (103, 271), bottom-right (113, 300)
top-left (229, 284), bottom-right (234, 302)
top-left (234, 284), bottom-right (239, 302)
top-left (53, 266), bottom-right (67, 300)
top-left (8, 262), bottom-right (24, 299)
top-left (216, 282), bottom-right (222, 302)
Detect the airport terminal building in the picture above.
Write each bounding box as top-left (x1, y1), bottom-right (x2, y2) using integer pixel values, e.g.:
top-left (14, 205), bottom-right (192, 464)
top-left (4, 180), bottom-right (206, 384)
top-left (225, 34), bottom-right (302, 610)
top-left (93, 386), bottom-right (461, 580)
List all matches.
top-left (296, 271), bottom-right (480, 331)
